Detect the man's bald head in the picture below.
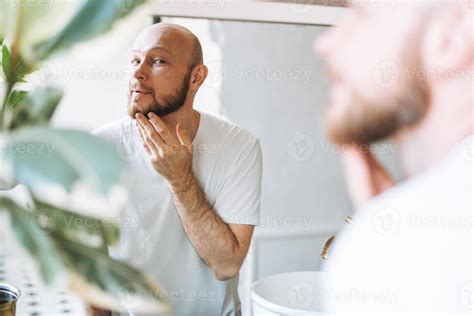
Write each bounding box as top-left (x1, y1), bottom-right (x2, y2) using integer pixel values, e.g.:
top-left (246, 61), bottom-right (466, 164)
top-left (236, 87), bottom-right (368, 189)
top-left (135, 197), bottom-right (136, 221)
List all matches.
top-left (133, 23), bottom-right (203, 70)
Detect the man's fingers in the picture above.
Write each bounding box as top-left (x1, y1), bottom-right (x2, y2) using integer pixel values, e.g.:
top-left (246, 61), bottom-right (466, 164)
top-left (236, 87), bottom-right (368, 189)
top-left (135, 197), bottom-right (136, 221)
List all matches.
top-left (341, 147), bottom-right (374, 209)
top-left (136, 113), bottom-right (166, 149)
top-left (137, 122), bottom-right (152, 155)
top-left (176, 123), bottom-right (193, 153)
top-left (147, 112), bottom-right (178, 145)
top-left (341, 145), bottom-right (394, 209)
top-left (363, 149), bottom-right (395, 191)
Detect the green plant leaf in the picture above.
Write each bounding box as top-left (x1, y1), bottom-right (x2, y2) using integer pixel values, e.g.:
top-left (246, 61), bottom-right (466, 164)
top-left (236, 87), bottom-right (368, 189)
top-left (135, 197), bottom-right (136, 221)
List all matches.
top-left (0, 12), bottom-right (4, 45)
top-left (33, 0), bottom-right (146, 61)
top-left (1, 44), bottom-right (29, 83)
top-left (8, 89), bottom-right (27, 108)
top-left (0, 197), bottom-right (64, 284)
top-left (55, 235), bottom-right (169, 313)
top-left (9, 87), bottom-right (62, 129)
top-left (33, 199), bottom-right (120, 249)
top-left (1, 197), bottom-right (169, 313)
top-left (2, 44), bottom-right (10, 78)
top-left (3, 127), bottom-right (123, 196)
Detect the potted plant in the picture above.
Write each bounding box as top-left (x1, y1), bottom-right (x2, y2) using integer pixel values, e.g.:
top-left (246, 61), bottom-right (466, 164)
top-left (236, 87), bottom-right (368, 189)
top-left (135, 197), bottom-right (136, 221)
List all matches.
top-left (0, 0), bottom-right (169, 314)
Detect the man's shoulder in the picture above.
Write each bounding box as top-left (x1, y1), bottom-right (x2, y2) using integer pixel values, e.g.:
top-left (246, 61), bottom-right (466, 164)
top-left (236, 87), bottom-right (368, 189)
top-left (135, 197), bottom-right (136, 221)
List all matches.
top-left (200, 112), bottom-right (260, 149)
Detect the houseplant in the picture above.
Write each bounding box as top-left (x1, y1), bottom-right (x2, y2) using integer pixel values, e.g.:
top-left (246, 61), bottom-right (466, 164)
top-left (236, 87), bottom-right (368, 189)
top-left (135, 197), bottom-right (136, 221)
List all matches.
top-left (0, 0), bottom-right (169, 313)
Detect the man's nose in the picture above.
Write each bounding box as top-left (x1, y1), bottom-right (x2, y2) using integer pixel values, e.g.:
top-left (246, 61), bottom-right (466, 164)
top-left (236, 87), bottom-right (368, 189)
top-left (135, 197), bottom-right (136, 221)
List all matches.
top-left (132, 62), bottom-right (147, 81)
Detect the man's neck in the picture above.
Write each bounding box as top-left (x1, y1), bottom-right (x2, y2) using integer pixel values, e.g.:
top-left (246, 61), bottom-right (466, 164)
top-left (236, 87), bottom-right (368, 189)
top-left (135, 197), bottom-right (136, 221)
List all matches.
top-left (159, 106), bottom-right (201, 142)
top-left (394, 85), bottom-right (473, 177)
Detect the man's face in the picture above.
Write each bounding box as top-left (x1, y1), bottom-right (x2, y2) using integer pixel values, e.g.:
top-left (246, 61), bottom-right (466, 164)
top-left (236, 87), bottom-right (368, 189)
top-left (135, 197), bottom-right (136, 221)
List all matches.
top-left (315, 5), bottom-right (429, 145)
top-left (127, 27), bottom-right (192, 118)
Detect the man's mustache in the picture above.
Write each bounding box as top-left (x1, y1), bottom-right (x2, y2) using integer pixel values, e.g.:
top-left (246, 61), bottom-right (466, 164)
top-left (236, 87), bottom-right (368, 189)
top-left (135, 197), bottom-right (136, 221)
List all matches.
top-left (129, 81), bottom-right (153, 93)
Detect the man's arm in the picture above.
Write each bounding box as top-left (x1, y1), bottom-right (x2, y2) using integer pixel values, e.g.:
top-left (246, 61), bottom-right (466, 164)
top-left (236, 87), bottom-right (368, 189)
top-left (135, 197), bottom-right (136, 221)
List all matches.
top-left (136, 112), bottom-right (255, 280)
top-left (170, 173), bottom-right (254, 280)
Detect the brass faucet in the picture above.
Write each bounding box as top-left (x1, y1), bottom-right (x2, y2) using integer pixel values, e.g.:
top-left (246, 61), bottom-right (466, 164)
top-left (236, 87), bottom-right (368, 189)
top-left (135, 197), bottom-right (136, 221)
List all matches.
top-left (320, 216), bottom-right (352, 260)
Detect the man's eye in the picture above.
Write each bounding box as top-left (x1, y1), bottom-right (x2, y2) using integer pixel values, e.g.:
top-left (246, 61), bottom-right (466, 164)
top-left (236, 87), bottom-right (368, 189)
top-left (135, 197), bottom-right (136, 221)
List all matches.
top-left (130, 59), bottom-right (140, 66)
top-left (152, 59), bottom-right (165, 65)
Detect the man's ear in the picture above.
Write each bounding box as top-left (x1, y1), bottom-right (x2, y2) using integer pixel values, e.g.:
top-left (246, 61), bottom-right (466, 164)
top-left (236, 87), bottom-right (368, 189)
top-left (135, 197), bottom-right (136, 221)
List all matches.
top-left (421, 5), bottom-right (473, 77)
top-left (190, 65), bottom-right (208, 91)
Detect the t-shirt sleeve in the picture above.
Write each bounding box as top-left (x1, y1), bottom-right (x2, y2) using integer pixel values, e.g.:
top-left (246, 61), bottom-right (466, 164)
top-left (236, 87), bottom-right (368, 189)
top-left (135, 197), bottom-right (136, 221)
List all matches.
top-left (213, 136), bottom-right (263, 226)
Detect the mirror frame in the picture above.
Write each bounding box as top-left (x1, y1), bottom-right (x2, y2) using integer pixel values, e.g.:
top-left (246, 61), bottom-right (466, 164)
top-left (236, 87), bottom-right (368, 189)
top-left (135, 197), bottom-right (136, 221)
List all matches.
top-left (150, 1), bottom-right (348, 26)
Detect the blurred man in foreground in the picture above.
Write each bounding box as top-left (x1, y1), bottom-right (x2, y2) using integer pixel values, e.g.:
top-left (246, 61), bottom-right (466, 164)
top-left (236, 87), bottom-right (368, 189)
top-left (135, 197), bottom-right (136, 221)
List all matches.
top-left (315, 0), bottom-right (472, 313)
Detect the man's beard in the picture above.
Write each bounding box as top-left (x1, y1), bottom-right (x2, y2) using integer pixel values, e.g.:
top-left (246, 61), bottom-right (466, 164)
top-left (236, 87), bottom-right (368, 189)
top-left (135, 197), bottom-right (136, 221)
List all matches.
top-left (324, 71), bottom-right (429, 146)
top-left (127, 71), bottom-right (191, 118)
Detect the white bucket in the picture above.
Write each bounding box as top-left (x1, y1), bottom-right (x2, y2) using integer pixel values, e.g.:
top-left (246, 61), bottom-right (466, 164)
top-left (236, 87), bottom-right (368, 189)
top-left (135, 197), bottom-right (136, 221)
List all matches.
top-left (250, 271), bottom-right (325, 316)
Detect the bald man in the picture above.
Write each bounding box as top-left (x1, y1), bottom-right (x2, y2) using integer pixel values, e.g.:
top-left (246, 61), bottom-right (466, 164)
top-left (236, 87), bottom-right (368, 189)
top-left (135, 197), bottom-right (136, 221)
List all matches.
top-left (92, 24), bottom-right (262, 315)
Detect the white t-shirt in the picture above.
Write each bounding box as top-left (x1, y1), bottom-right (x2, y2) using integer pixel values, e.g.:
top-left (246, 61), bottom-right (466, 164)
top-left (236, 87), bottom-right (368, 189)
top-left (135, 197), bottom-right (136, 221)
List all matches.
top-left (323, 136), bottom-right (473, 314)
top-left (93, 111), bottom-right (262, 316)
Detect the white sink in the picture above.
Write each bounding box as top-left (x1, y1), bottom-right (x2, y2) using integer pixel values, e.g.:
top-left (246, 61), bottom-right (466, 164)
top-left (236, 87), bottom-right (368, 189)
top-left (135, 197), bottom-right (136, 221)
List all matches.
top-left (250, 271), bottom-right (325, 315)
